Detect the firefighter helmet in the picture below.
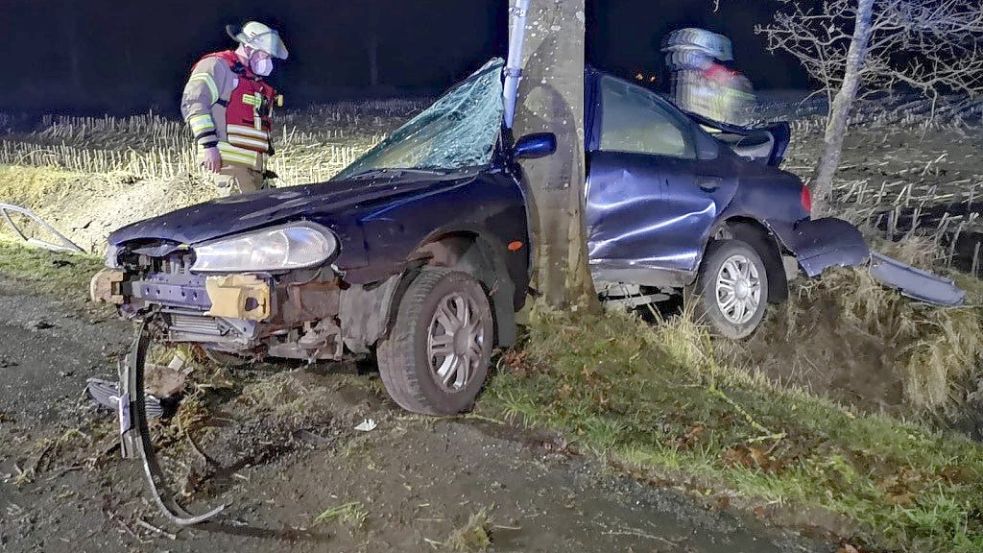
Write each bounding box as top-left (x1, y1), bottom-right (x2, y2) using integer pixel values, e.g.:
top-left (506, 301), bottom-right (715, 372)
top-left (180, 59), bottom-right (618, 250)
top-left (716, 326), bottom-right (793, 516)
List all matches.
top-left (226, 21), bottom-right (289, 60)
top-left (662, 28), bottom-right (733, 62)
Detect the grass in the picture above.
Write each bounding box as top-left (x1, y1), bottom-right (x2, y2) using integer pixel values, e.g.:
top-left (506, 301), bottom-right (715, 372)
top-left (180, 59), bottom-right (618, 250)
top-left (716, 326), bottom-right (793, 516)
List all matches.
top-left (312, 501), bottom-right (368, 531)
top-left (443, 508), bottom-right (493, 553)
top-left (482, 301), bottom-right (983, 553)
top-left (721, 236), bottom-right (983, 415)
top-left (0, 165), bottom-right (78, 207)
top-left (0, 237), bottom-right (107, 310)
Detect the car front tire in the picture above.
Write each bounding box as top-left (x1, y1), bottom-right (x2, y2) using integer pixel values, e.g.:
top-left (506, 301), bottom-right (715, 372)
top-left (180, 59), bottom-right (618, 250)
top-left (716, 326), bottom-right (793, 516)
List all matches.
top-left (690, 239), bottom-right (769, 340)
top-left (376, 267), bottom-right (495, 415)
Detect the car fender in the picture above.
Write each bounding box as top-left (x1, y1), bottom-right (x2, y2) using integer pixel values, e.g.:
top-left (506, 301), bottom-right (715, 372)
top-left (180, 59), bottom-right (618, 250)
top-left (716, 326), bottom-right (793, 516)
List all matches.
top-left (340, 223), bottom-right (523, 353)
top-left (702, 212), bottom-right (791, 303)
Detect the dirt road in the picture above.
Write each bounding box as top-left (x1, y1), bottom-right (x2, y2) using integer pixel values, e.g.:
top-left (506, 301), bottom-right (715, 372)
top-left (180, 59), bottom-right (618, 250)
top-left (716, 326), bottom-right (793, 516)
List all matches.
top-left (0, 280), bottom-right (833, 553)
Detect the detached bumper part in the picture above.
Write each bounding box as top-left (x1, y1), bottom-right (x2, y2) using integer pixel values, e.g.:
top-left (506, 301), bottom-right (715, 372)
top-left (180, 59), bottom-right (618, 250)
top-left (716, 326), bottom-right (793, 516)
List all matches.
top-left (86, 378), bottom-right (164, 419)
top-left (90, 269), bottom-right (125, 305)
top-left (118, 321), bottom-right (226, 526)
top-left (782, 217), bottom-right (966, 307)
top-left (869, 252), bottom-right (966, 307)
top-left (784, 217), bottom-right (871, 278)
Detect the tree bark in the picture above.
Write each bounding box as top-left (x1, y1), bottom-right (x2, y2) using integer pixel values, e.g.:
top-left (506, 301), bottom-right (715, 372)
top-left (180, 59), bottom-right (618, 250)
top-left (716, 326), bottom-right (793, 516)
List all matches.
top-left (811, 0), bottom-right (875, 214)
top-left (510, 0), bottom-right (597, 310)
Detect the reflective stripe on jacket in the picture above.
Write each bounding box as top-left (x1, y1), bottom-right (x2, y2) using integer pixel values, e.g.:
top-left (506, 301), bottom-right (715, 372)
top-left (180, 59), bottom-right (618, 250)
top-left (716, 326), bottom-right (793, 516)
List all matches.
top-left (180, 50), bottom-right (278, 169)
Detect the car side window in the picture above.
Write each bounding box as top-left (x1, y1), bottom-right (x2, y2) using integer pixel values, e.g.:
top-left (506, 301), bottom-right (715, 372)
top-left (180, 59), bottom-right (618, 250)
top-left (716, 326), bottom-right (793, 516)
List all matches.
top-left (598, 76), bottom-right (696, 159)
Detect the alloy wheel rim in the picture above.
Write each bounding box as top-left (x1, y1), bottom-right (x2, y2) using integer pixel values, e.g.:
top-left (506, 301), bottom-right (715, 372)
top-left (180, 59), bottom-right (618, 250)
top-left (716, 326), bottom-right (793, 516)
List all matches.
top-left (427, 293), bottom-right (484, 392)
top-left (714, 254), bottom-right (761, 325)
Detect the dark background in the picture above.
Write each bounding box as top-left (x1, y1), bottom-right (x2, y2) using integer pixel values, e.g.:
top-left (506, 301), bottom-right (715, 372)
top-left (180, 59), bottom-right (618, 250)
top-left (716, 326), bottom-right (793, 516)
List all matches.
top-left (1, 0), bottom-right (812, 116)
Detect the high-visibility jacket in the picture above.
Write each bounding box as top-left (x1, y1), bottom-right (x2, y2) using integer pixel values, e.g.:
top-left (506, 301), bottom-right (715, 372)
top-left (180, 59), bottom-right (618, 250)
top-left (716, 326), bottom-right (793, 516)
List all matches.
top-left (180, 50), bottom-right (278, 170)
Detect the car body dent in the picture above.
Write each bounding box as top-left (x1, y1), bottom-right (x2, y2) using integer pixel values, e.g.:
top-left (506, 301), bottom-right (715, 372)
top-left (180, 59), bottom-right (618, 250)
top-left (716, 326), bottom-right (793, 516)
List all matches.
top-left (584, 69), bottom-right (806, 288)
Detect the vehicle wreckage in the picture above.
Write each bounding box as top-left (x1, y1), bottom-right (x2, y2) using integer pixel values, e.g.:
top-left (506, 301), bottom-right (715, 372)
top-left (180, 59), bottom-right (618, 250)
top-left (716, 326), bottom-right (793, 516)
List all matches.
top-left (82, 56), bottom-right (965, 525)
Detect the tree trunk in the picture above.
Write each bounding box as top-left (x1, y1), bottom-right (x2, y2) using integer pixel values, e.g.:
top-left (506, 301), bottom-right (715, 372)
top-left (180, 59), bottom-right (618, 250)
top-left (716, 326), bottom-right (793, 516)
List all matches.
top-left (811, 0), bottom-right (874, 214)
top-left (510, 0), bottom-right (597, 310)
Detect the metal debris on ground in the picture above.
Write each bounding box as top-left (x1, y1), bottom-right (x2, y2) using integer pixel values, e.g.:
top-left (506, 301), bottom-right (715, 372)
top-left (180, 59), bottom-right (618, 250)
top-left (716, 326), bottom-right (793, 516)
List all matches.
top-left (117, 320), bottom-right (226, 526)
top-left (0, 203), bottom-right (84, 253)
top-left (86, 378), bottom-right (164, 419)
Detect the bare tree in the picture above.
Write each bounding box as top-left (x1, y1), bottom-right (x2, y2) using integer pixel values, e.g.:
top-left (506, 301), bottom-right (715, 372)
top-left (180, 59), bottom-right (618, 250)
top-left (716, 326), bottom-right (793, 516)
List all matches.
top-left (509, 0), bottom-right (598, 309)
top-left (758, 0), bottom-right (983, 214)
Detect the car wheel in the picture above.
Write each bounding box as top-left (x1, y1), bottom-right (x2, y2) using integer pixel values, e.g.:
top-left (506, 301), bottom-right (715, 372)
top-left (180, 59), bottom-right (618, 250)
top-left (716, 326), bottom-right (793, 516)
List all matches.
top-left (690, 239), bottom-right (769, 340)
top-left (376, 267), bottom-right (495, 415)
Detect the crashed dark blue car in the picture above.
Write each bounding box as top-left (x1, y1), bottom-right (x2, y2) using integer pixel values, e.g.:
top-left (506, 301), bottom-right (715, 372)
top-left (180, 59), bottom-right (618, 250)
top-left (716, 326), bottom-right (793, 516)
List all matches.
top-left (92, 58), bottom-right (964, 421)
top-left (582, 66), bottom-right (962, 338)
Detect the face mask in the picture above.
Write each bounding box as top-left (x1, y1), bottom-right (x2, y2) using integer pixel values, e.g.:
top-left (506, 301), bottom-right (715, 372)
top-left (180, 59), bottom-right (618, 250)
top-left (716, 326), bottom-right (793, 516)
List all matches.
top-left (250, 55), bottom-right (273, 77)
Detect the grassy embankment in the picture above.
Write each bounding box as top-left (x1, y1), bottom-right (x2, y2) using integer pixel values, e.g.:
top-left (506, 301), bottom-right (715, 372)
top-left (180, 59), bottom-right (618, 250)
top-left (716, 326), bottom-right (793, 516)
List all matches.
top-left (482, 262), bottom-right (983, 553)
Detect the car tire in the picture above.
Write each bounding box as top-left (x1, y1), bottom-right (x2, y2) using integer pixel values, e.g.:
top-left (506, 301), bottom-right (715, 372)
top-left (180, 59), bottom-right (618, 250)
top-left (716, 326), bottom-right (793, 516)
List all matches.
top-left (376, 267), bottom-right (495, 415)
top-left (689, 239), bottom-right (769, 340)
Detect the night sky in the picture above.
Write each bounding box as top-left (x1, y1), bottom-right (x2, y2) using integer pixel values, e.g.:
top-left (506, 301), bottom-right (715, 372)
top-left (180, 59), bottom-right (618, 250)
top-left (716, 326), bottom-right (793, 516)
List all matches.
top-left (3, 0), bottom-right (811, 116)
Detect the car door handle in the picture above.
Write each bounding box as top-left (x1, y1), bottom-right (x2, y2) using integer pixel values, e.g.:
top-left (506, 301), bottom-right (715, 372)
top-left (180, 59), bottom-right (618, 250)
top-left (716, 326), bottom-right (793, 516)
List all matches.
top-left (697, 176), bottom-right (722, 192)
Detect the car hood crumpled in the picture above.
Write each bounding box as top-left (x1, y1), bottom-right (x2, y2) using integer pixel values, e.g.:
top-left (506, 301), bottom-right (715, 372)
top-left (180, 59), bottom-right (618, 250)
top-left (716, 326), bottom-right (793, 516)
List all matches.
top-left (107, 170), bottom-right (476, 247)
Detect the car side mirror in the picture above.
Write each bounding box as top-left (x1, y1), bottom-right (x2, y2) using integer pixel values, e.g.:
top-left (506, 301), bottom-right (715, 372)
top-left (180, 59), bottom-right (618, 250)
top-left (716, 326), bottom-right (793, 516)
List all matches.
top-left (514, 133), bottom-right (557, 160)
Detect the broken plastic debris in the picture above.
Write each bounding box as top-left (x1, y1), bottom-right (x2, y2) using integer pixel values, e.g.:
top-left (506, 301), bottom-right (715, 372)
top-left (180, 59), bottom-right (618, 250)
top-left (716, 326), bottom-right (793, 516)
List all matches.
top-left (354, 419), bottom-right (377, 432)
top-left (86, 378), bottom-right (164, 419)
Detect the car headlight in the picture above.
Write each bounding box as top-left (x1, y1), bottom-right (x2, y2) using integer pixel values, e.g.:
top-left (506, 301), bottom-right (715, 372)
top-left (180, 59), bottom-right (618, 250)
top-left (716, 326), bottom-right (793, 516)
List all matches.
top-left (104, 244), bottom-right (122, 269)
top-left (190, 223), bottom-right (338, 273)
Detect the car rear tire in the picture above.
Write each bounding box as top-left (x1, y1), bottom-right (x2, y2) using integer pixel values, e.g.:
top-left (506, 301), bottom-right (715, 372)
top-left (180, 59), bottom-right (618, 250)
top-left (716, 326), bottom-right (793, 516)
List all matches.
top-left (376, 267), bottom-right (495, 415)
top-left (690, 239), bottom-right (769, 340)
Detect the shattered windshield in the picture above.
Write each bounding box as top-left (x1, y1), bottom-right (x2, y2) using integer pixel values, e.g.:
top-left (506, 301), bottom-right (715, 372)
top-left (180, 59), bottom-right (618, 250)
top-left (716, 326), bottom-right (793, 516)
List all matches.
top-left (333, 58), bottom-right (505, 180)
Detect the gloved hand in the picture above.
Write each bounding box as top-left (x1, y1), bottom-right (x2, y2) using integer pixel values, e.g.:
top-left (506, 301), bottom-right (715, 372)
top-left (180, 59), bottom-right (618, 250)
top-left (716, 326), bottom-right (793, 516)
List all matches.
top-left (202, 147), bottom-right (223, 173)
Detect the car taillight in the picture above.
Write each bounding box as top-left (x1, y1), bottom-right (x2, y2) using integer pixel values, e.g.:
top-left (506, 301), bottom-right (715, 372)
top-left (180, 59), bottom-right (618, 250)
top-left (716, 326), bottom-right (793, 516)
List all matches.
top-left (801, 185), bottom-right (812, 214)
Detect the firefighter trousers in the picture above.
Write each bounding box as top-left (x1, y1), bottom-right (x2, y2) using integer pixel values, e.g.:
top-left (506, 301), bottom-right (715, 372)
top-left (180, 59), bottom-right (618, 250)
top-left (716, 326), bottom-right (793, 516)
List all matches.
top-left (213, 165), bottom-right (268, 196)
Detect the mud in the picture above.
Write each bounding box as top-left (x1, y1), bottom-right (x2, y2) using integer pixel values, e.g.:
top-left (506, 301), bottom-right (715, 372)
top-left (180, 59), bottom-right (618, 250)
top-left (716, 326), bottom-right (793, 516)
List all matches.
top-left (0, 280), bottom-right (835, 553)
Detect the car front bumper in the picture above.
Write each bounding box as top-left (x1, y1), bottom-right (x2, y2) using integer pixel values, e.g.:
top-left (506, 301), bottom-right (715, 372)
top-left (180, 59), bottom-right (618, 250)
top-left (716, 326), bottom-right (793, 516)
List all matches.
top-left (91, 267), bottom-right (346, 361)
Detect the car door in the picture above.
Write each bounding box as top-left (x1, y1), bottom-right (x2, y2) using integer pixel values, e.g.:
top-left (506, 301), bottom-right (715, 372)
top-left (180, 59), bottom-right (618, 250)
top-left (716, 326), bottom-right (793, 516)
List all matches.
top-left (586, 75), bottom-right (737, 282)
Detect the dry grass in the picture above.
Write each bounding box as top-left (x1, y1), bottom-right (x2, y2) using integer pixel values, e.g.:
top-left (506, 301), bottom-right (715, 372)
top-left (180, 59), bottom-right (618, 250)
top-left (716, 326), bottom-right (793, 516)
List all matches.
top-left (0, 101), bottom-right (426, 189)
top-left (444, 508), bottom-right (493, 553)
top-left (313, 501), bottom-right (368, 532)
top-left (0, 101), bottom-right (427, 252)
top-left (485, 301), bottom-right (983, 553)
top-left (235, 371), bottom-right (337, 429)
top-left (710, 228), bottom-right (983, 418)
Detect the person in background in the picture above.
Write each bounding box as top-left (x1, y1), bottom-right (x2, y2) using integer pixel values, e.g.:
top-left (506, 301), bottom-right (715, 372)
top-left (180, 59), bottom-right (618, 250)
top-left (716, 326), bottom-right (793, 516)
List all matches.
top-left (662, 28), bottom-right (754, 127)
top-left (180, 21), bottom-right (287, 195)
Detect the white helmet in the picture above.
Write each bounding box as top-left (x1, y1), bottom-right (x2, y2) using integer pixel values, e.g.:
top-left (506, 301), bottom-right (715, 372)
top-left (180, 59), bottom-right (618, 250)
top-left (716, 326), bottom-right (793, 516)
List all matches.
top-left (663, 28), bottom-right (732, 62)
top-left (227, 21), bottom-right (288, 60)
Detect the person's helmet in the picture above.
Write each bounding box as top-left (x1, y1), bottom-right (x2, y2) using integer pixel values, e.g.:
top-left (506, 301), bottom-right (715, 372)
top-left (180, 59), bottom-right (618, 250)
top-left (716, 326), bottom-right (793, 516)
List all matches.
top-left (662, 28), bottom-right (732, 62)
top-left (226, 21), bottom-right (289, 60)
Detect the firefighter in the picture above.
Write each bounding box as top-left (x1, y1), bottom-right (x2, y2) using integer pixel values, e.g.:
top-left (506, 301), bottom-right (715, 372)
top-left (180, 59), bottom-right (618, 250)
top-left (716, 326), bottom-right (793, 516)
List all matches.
top-left (663, 28), bottom-right (753, 126)
top-left (181, 21), bottom-right (288, 195)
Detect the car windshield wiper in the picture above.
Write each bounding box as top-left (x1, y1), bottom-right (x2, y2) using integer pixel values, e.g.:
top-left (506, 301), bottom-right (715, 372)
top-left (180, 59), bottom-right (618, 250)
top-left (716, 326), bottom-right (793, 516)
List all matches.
top-left (345, 167), bottom-right (452, 180)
